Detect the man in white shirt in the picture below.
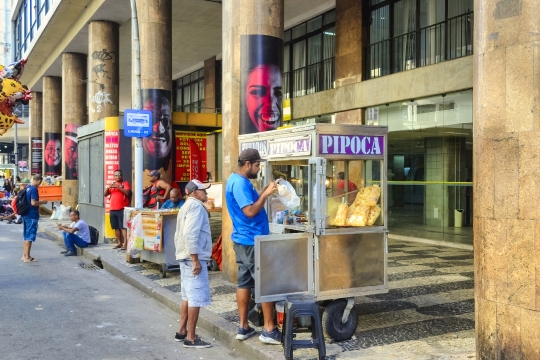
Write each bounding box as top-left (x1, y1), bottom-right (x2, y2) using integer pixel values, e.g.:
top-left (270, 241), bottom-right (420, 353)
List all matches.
top-left (174, 179), bottom-right (212, 349)
top-left (57, 210), bottom-right (91, 257)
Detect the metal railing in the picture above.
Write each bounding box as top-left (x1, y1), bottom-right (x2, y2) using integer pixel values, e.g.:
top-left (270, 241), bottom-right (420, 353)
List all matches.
top-left (364, 12), bottom-right (473, 79)
top-left (173, 105), bottom-right (221, 114)
top-left (285, 57), bottom-right (335, 98)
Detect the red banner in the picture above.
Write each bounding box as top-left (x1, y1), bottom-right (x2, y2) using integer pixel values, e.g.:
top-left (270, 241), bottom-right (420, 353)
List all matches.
top-left (104, 130), bottom-right (120, 212)
top-left (175, 131), bottom-right (207, 182)
top-left (189, 139), bottom-right (203, 181)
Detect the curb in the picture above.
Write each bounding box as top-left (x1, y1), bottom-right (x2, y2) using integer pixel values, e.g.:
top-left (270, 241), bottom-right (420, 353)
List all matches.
top-left (38, 224), bottom-right (277, 360)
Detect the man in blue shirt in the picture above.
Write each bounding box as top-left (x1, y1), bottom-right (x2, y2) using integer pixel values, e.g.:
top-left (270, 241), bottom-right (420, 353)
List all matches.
top-left (225, 148), bottom-right (280, 344)
top-left (161, 188), bottom-right (184, 209)
top-left (22, 175), bottom-right (47, 263)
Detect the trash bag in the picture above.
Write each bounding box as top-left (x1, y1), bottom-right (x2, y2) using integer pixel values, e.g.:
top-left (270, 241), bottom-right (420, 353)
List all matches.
top-left (275, 179), bottom-right (300, 210)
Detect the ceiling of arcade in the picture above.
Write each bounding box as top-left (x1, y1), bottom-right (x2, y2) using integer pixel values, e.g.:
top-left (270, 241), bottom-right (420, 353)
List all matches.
top-left (20, 0), bottom-right (335, 116)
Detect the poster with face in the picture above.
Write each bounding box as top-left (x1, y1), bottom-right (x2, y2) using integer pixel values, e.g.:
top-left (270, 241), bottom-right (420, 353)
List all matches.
top-left (65, 123), bottom-right (79, 180)
top-left (240, 35), bottom-right (283, 135)
top-left (31, 137), bottom-right (42, 175)
top-left (142, 89), bottom-right (172, 172)
top-left (44, 132), bottom-right (62, 176)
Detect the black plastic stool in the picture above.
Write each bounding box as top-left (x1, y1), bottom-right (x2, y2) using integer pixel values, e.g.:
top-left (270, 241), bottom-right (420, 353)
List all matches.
top-left (282, 295), bottom-right (326, 360)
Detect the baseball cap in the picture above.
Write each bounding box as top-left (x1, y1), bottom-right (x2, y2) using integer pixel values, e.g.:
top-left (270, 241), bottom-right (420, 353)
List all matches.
top-left (148, 170), bottom-right (161, 178)
top-left (185, 179), bottom-right (211, 194)
top-left (239, 148), bottom-right (262, 162)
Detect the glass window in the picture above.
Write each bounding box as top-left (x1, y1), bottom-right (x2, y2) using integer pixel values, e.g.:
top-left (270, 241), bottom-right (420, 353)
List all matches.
top-left (365, 0), bottom-right (473, 79)
top-left (307, 16), bottom-right (322, 33)
top-left (175, 68), bottom-right (205, 113)
top-left (292, 23), bottom-right (306, 39)
top-left (284, 29), bottom-right (291, 42)
top-left (285, 9), bottom-right (336, 98)
top-left (370, 90), bottom-right (473, 245)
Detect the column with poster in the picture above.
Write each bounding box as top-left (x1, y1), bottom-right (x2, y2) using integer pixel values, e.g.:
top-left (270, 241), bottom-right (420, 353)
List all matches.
top-left (31, 138), bottom-right (42, 174)
top-left (64, 124), bottom-right (79, 179)
top-left (175, 131), bottom-right (207, 183)
top-left (240, 35), bottom-right (283, 135)
top-left (44, 132), bottom-right (62, 176)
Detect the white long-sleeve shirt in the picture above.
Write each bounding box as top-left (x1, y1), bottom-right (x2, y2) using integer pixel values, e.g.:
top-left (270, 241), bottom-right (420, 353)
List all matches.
top-left (174, 197), bottom-right (212, 261)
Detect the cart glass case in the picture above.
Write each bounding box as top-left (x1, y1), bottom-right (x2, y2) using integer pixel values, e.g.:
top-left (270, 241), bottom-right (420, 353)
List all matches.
top-left (238, 124), bottom-right (389, 302)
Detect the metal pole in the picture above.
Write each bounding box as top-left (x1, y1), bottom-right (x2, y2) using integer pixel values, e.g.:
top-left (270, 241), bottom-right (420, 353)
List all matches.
top-left (13, 123), bottom-right (18, 181)
top-left (131, 0), bottom-right (143, 209)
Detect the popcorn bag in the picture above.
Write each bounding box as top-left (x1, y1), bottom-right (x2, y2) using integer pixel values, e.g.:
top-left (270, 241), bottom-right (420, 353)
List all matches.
top-left (330, 184), bottom-right (382, 227)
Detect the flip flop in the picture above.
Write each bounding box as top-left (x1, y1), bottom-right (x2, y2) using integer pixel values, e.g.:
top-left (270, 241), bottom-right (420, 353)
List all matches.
top-left (112, 245), bottom-right (122, 249)
top-left (23, 257), bottom-right (38, 263)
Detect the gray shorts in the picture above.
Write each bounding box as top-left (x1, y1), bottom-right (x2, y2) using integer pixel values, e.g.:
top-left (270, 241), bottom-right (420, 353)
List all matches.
top-left (179, 260), bottom-right (211, 307)
top-left (233, 243), bottom-right (255, 289)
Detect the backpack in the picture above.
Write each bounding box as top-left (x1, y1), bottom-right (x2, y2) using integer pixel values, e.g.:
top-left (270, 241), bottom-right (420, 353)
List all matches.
top-left (89, 225), bottom-right (99, 246)
top-left (15, 187), bottom-right (31, 215)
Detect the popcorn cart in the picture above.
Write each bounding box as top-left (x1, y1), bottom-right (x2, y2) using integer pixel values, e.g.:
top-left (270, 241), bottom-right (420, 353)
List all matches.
top-left (238, 124), bottom-right (388, 342)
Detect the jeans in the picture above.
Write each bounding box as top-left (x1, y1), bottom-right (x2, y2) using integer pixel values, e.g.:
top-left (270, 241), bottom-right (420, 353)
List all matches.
top-left (63, 232), bottom-right (89, 253)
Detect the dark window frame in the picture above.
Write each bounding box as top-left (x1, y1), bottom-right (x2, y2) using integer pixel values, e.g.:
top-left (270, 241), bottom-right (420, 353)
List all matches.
top-left (14, 0), bottom-right (50, 61)
top-left (284, 9), bottom-right (336, 99)
top-left (174, 68), bottom-right (205, 113)
top-left (364, 0), bottom-right (473, 79)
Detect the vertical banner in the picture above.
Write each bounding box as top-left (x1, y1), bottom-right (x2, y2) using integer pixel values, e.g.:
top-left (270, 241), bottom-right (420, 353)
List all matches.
top-left (142, 89), bottom-right (172, 172)
top-left (31, 137), bottom-right (42, 175)
top-left (104, 118), bottom-right (120, 213)
top-left (64, 123), bottom-right (79, 180)
top-left (175, 131), bottom-right (207, 182)
top-left (189, 139), bottom-right (203, 181)
top-left (44, 132), bottom-right (62, 176)
top-left (240, 34), bottom-right (283, 135)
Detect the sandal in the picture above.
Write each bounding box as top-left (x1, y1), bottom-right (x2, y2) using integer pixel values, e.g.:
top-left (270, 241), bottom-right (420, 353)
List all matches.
top-left (112, 245), bottom-right (122, 249)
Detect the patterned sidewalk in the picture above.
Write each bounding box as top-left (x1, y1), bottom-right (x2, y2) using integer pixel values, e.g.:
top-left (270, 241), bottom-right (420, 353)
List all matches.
top-left (114, 239), bottom-right (475, 359)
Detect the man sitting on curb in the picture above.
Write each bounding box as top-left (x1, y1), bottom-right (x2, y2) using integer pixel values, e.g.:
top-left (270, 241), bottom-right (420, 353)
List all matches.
top-left (57, 210), bottom-right (91, 256)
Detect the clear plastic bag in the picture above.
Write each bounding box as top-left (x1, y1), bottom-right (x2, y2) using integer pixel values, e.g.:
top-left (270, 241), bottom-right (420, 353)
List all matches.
top-left (275, 179), bottom-right (301, 210)
top-left (127, 213), bottom-right (144, 255)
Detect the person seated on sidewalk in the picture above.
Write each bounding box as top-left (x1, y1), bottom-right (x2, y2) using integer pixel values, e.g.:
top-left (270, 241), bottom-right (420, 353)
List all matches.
top-left (160, 188), bottom-right (184, 210)
top-left (57, 210), bottom-right (91, 257)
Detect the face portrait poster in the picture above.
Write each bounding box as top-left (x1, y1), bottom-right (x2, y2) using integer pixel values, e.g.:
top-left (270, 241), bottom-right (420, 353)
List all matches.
top-left (240, 34), bottom-right (283, 135)
top-left (31, 137), bottom-right (42, 175)
top-left (142, 89), bottom-right (172, 172)
top-left (64, 123), bottom-right (79, 180)
top-left (44, 132), bottom-right (62, 176)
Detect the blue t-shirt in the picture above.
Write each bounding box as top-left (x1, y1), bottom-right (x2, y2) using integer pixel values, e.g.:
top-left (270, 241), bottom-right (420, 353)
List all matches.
top-left (24, 185), bottom-right (40, 219)
top-left (161, 198), bottom-right (184, 209)
top-left (225, 173), bottom-right (269, 246)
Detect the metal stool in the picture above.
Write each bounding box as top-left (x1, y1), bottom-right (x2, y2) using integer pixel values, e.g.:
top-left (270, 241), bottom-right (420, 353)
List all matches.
top-left (282, 295), bottom-right (326, 360)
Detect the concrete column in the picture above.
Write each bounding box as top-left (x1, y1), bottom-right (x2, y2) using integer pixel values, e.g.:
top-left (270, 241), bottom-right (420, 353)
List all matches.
top-left (29, 92), bottom-right (43, 175)
top-left (203, 56), bottom-right (217, 113)
top-left (334, 0), bottom-right (365, 125)
top-left (474, 1), bottom-right (540, 358)
top-left (222, 0), bottom-right (284, 281)
top-left (137, 0), bottom-right (173, 186)
top-left (62, 53), bottom-right (87, 209)
top-left (88, 21), bottom-right (119, 122)
top-left (42, 76), bottom-right (62, 178)
top-left (335, 0), bottom-right (364, 87)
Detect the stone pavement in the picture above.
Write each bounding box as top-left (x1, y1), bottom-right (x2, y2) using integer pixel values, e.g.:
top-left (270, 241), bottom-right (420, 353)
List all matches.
top-left (38, 217), bottom-right (476, 360)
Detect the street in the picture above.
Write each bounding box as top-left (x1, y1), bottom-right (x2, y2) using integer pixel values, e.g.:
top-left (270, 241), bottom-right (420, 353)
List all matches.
top-left (0, 223), bottom-right (243, 360)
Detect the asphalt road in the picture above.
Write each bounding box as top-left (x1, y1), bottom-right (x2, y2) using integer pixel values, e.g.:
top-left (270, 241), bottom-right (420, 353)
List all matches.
top-left (0, 222), bottom-right (243, 360)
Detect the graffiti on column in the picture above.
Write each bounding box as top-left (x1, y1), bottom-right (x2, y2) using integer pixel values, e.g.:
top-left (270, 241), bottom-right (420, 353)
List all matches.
top-left (31, 137), bottom-right (42, 175)
top-left (44, 132), bottom-right (61, 176)
top-left (64, 124), bottom-right (79, 180)
top-left (142, 89), bottom-right (172, 172)
top-left (240, 35), bottom-right (283, 135)
top-left (91, 48), bottom-right (115, 114)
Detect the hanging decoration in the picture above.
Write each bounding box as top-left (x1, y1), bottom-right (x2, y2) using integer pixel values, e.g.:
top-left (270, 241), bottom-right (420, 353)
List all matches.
top-left (0, 59), bottom-right (32, 135)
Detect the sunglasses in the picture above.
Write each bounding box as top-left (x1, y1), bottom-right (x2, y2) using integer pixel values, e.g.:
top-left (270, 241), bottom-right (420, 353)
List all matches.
top-left (114, 173), bottom-right (122, 176)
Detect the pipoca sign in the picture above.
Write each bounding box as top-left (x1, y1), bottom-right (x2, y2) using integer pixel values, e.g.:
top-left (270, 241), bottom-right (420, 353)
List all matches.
top-left (318, 134), bottom-right (384, 156)
top-left (240, 137), bottom-right (311, 158)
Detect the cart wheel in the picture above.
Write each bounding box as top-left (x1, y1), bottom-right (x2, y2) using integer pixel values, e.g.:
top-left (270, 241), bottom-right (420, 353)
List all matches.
top-left (160, 264), bottom-right (167, 279)
top-left (322, 299), bottom-right (358, 342)
top-left (208, 258), bottom-right (219, 272)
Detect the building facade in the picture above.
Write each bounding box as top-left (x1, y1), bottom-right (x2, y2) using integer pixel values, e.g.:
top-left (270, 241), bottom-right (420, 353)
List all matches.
top-left (11, 0), bottom-right (540, 357)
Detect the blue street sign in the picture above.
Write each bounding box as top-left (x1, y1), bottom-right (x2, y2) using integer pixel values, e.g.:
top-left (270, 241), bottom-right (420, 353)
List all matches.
top-left (124, 109), bottom-right (153, 138)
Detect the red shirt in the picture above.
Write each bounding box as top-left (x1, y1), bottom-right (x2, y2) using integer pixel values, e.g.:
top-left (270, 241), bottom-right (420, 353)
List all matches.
top-left (109, 180), bottom-right (131, 211)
